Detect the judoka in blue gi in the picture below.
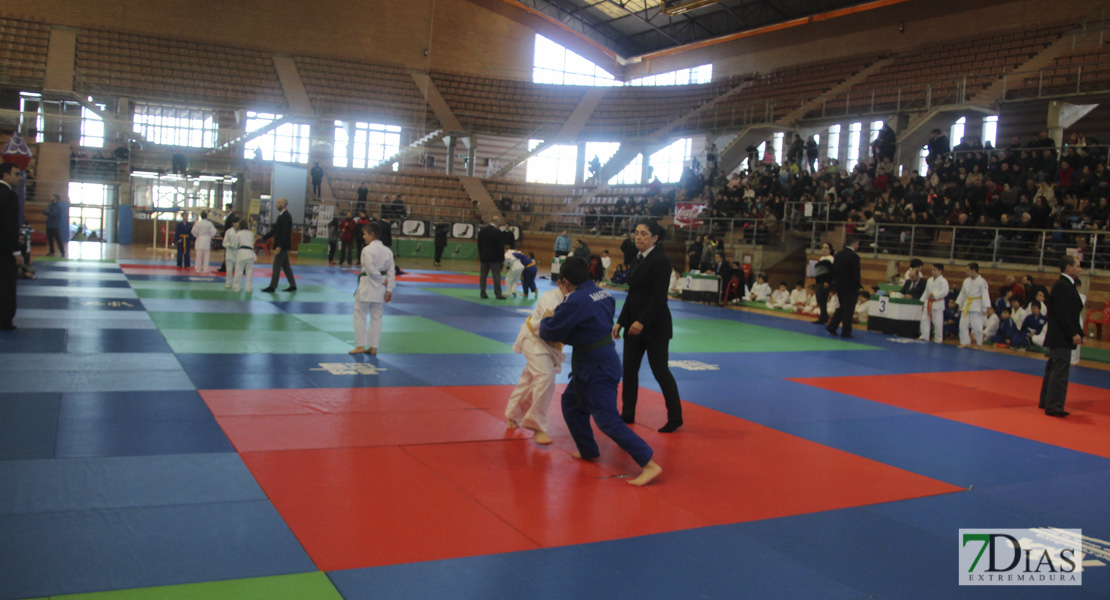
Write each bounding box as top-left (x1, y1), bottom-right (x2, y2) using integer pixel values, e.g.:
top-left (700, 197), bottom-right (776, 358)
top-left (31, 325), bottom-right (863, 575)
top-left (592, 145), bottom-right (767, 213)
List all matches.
top-left (174, 214), bottom-right (193, 268)
top-left (515, 251), bottom-right (538, 298)
top-left (992, 308), bottom-right (1023, 348)
top-left (1019, 302), bottom-right (1048, 349)
top-left (539, 257), bottom-right (662, 486)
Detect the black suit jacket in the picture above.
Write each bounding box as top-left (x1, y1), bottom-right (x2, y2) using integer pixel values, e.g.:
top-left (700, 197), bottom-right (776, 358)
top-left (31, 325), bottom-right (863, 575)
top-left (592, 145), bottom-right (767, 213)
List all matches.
top-left (262, 209), bottom-right (292, 249)
top-left (714, 260), bottom-right (734, 286)
top-left (477, 224), bottom-right (502, 263)
top-left (617, 244), bottom-right (673, 341)
top-left (831, 247), bottom-right (861, 295)
top-left (900, 277), bottom-right (926, 300)
top-left (1044, 274), bottom-right (1084, 349)
top-left (0, 182), bottom-right (18, 257)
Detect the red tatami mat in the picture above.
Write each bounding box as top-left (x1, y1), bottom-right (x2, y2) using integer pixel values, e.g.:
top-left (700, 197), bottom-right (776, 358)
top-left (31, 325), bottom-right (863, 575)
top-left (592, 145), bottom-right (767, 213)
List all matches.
top-left (216, 385), bottom-right (962, 571)
top-left (792, 370), bottom-right (1110, 458)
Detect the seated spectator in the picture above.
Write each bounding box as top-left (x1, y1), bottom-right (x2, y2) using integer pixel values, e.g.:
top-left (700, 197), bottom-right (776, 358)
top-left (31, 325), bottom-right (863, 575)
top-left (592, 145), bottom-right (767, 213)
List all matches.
top-left (611, 263), bottom-right (629, 286)
top-left (1022, 301), bottom-right (1048, 349)
top-left (854, 291), bottom-right (870, 324)
top-left (983, 306), bottom-right (1000, 340)
top-left (667, 266), bottom-right (682, 295)
top-left (748, 274), bottom-right (772, 302)
top-left (992, 307), bottom-right (1022, 348)
top-left (995, 287), bottom-right (1013, 317)
top-left (789, 281), bottom-right (807, 311)
top-left (767, 282), bottom-right (790, 310)
top-left (1010, 297), bottom-right (1029, 329)
top-left (801, 284), bottom-right (819, 315)
top-left (943, 299), bottom-right (961, 339)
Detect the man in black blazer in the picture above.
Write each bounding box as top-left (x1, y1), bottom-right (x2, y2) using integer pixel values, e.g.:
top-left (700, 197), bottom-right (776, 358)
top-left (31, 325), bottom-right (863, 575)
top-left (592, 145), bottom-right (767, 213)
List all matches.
top-left (477, 215), bottom-right (505, 299)
top-left (614, 221), bottom-right (683, 432)
top-left (713, 251), bottom-right (734, 304)
top-left (826, 236), bottom-right (861, 338)
top-left (261, 197), bottom-right (297, 292)
top-left (0, 162), bottom-right (23, 330)
top-left (1039, 255), bottom-right (1084, 417)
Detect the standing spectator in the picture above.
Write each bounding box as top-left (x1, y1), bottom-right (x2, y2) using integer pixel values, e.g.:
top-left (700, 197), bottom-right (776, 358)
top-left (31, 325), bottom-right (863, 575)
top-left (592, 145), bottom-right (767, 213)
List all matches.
top-left (925, 128), bottom-right (950, 173)
top-left (433, 218), bottom-right (449, 267)
top-left (478, 215), bottom-right (505, 299)
top-left (171, 152), bottom-right (187, 176)
top-left (356, 182), bottom-right (369, 209)
top-left (1039, 255), bottom-right (1084, 417)
top-left (326, 213), bottom-right (340, 266)
top-left (813, 242), bottom-right (835, 325)
top-left (554, 230), bottom-right (571, 257)
top-left (260, 197), bottom-right (296, 293)
top-left (355, 210), bottom-right (370, 258)
top-left (826, 236), bottom-right (861, 338)
top-left (310, 162), bottom-right (324, 199)
top-left (339, 211), bottom-right (356, 266)
top-left (0, 162), bottom-right (22, 331)
top-left (572, 238), bottom-right (591, 260)
top-left (687, 235), bottom-right (703, 272)
top-left (43, 195), bottom-right (65, 257)
top-left (191, 211), bottom-right (217, 275)
top-left (600, 249), bottom-right (612, 282)
top-left (350, 222), bottom-right (395, 356)
top-left (614, 221), bottom-right (684, 433)
top-left (712, 251), bottom-right (734, 304)
top-left (620, 230), bottom-right (637, 267)
top-left (805, 136), bottom-right (820, 174)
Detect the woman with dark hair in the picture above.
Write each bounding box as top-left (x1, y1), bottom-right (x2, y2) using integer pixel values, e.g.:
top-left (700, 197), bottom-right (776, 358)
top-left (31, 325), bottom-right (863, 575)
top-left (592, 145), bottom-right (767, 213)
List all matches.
top-left (814, 242), bottom-right (835, 325)
top-left (613, 221), bottom-right (683, 433)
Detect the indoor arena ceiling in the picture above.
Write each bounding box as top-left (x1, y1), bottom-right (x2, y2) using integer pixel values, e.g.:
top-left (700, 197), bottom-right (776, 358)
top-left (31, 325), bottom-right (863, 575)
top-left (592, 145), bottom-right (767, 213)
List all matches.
top-left (513, 0), bottom-right (877, 57)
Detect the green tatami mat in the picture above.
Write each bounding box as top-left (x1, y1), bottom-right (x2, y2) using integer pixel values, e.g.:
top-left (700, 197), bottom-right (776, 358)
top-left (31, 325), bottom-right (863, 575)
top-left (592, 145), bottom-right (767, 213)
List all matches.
top-left (133, 288), bottom-right (353, 302)
top-left (148, 312), bottom-right (323, 331)
top-left (160, 329), bottom-right (354, 354)
top-left (668, 319), bottom-right (877, 353)
top-left (302, 314), bottom-right (515, 354)
top-left (53, 572), bottom-right (342, 600)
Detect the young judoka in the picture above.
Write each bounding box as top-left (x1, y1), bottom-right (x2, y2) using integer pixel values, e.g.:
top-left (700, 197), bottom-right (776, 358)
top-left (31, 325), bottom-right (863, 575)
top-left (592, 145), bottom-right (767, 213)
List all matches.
top-left (505, 280), bottom-right (566, 445)
top-left (350, 222), bottom-right (395, 355)
top-left (232, 222), bottom-right (257, 292)
top-left (514, 251), bottom-right (538, 299)
top-left (991, 307), bottom-right (1021, 348)
top-left (1020, 301), bottom-right (1048, 349)
top-left (748, 274), bottom-right (772, 302)
top-left (983, 306), bottom-right (1000, 341)
top-left (956, 262), bottom-right (991, 348)
top-left (191, 211), bottom-right (217, 275)
top-left (767, 281), bottom-right (790, 309)
top-left (222, 215), bottom-right (239, 289)
top-left (801, 284), bottom-right (819, 315)
top-left (919, 263), bottom-right (949, 343)
top-left (503, 245), bottom-right (524, 298)
top-left (538, 257), bottom-right (662, 487)
top-left (789, 281), bottom-right (808, 312)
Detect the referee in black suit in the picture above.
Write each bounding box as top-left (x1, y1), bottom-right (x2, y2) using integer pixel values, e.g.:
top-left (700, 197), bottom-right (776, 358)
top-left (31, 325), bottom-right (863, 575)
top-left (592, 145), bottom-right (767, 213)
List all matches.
top-left (261, 197), bottom-right (297, 292)
top-left (826, 236), bottom-right (861, 338)
top-left (1039, 255), bottom-right (1084, 417)
top-left (614, 221), bottom-right (683, 433)
top-left (0, 162), bottom-right (22, 331)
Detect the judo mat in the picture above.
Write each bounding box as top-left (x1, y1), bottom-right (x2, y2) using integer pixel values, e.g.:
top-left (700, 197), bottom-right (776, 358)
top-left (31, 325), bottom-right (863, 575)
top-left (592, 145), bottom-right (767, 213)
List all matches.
top-left (2, 259), bottom-right (1109, 600)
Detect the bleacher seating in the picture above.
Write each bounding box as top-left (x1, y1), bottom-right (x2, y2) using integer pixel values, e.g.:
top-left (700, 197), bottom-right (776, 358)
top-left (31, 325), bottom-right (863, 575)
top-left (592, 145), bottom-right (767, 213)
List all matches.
top-left (295, 56), bottom-right (433, 129)
top-left (581, 79), bottom-right (735, 137)
top-left (1005, 28), bottom-right (1110, 100)
top-left (328, 168), bottom-right (472, 219)
top-left (431, 72), bottom-right (587, 136)
top-left (483, 180), bottom-right (577, 214)
top-left (0, 17), bottom-right (50, 88)
top-left (74, 28), bottom-right (286, 108)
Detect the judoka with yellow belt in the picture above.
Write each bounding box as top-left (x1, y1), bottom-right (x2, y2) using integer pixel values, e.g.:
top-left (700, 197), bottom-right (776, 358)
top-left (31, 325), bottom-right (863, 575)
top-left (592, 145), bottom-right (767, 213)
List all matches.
top-left (955, 262), bottom-right (991, 348)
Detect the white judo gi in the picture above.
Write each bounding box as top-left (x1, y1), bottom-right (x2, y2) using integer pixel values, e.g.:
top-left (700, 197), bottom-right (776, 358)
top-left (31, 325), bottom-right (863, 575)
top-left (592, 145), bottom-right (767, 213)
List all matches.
top-left (191, 218), bottom-right (217, 274)
top-left (503, 249), bottom-right (524, 297)
top-left (353, 240), bottom-right (396, 350)
top-left (504, 288), bottom-right (566, 434)
top-left (222, 226), bottom-right (238, 289)
top-left (232, 229), bottom-right (257, 292)
top-left (919, 275), bottom-right (949, 342)
top-left (956, 274), bottom-right (991, 346)
top-left (749, 281), bottom-right (772, 302)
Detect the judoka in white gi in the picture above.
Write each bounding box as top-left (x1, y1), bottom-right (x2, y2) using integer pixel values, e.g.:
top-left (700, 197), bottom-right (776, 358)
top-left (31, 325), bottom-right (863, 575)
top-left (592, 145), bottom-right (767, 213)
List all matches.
top-left (351, 222), bottom-right (395, 355)
top-left (232, 225), bottom-right (256, 292)
top-left (956, 262), bottom-right (990, 347)
top-left (919, 263), bottom-right (949, 343)
top-left (789, 283), bottom-right (808, 311)
top-left (222, 215), bottom-right (239, 289)
top-left (504, 283), bottom-right (567, 445)
top-left (503, 247), bottom-right (524, 297)
top-left (748, 275), bottom-right (772, 302)
top-left (191, 211), bottom-right (217, 275)
top-left (767, 283), bottom-right (790, 309)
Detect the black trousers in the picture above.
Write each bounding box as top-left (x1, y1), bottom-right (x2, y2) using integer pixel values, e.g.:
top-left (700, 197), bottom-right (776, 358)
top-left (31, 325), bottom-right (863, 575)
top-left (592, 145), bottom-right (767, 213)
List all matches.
top-left (0, 255), bottom-right (16, 328)
top-left (815, 282), bottom-right (830, 323)
top-left (621, 336), bottom-right (682, 424)
top-left (434, 242), bottom-right (446, 263)
top-left (327, 240), bottom-right (338, 263)
top-left (826, 290), bottom-right (855, 337)
top-left (340, 241), bottom-right (354, 265)
top-left (479, 261), bottom-right (502, 297)
top-left (1039, 346), bottom-right (1072, 413)
top-left (46, 227), bottom-right (64, 255)
top-left (268, 249), bottom-right (296, 289)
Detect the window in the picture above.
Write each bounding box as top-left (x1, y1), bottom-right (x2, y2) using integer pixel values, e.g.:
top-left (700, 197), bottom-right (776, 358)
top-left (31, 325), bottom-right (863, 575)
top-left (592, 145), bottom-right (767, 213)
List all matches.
top-left (847, 122), bottom-right (862, 170)
top-left (526, 140), bottom-right (578, 185)
top-left (133, 103), bottom-right (218, 148)
top-left (334, 120), bottom-right (401, 169)
top-left (243, 112), bottom-right (310, 164)
top-left (584, 141), bottom-right (620, 182)
top-left (869, 120), bottom-right (884, 143)
top-left (773, 132), bottom-right (785, 165)
top-left (628, 64), bottom-right (713, 86)
top-left (982, 115), bottom-right (998, 148)
top-left (19, 92), bottom-right (44, 143)
top-left (609, 153), bottom-right (643, 185)
top-left (827, 124), bottom-right (841, 162)
top-left (533, 35), bottom-right (619, 87)
top-left (918, 146), bottom-right (929, 176)
top-left (80, 102), bottom-right (105, 148)
top-left (950, 116), bottom-right (966, 147)
top-left (649, 138), bottom-right (692, 184)
top-left (68, 182), bottom-right (112, 238)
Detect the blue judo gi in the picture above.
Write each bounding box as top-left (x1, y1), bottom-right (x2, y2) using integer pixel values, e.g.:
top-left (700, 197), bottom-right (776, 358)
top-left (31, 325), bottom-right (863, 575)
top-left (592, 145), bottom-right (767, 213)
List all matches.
top-left (174, 220), bottom-right (193, 268)
top-left (539, 280), bottom-right (653, 467)
top-left (513, 252), bottom-right (538, 297)
top-left (993, 316), bottom-right (1022, 347)
top-left (1019, 313), bottom-right (1047, 348)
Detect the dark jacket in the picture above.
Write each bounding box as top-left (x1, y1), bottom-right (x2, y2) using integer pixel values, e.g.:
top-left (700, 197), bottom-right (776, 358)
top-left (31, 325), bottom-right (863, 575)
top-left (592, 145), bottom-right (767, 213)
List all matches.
top-left (1044, 274), bottom-right (1084, 349)
top-left (620, 237), bottom-right (637, 267)
top-left (0, 182), bottom-right (19, 257)
top-left (831, 246), bottom-right (861, 295)
top-left (900, 277), bottom-right (926, 300)
top-left (262, 209), bottom-right (293, 250)
top-left (477, 224), bottom-right (502, 263)
top-left (434, 222), bottom-right (449, 246)
top-left (617, 244), bottom-right (673, 341)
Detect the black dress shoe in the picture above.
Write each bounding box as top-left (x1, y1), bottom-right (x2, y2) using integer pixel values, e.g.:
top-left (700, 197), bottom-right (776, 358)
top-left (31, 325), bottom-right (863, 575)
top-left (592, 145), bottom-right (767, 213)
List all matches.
top-left (1046, 410), bottom-right (1070, 417)
top-left (621, 414), bottom-right (635, 424)
top-left (261, 287), bottom-right (276, 293)
top-left (480, 293), bottom-right (489, 299)
top-left (840, 334), bottom-right (853, 339)
top-left (813, 320), bottom-right (828, 325)
top-left (658, 421), bottom-right (683, 433)
top-left (283, 286), bottom-right (297, 292)
top-left (495, 295), bottom-right (507, 300)
top-left (825, 326), bottom-right (837, 336)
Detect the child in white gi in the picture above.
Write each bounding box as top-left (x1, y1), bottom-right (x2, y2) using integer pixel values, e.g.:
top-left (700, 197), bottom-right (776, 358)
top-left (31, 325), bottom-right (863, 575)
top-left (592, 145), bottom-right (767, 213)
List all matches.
top-left (191, 211), bottom-right (217, 275)
top-left (801, 284), bottom-right (819, 315)
top-left (222, 215), bottom-right (239, 289)
top-left (956, 262), bottom-right (990, 348)
top-left (919, 263), bottom-right (949, 343)
top-left (505, 283), bottom-right (566, 445)
top-left (789, 282), bottom-right (808, 312)
top-left (748, 274), bottom-right (772, 302)
top-left (503, 246), bottom-right (524, 298)
top-left (232, 225), bottom-right (257, 292)
top-left (767, 282), bottom-right (790, 309)
top-left (351, 222), bottom-right (395, 355)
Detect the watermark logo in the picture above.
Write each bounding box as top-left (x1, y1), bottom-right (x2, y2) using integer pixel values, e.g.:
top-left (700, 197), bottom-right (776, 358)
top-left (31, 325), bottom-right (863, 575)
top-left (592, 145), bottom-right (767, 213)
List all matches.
top-left (959, 529), bottom-right (1083, 586)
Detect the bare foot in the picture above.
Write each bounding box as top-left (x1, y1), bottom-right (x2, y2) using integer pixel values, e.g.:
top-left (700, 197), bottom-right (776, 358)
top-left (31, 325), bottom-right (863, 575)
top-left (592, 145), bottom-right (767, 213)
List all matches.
top-left (571, 452), bottom-right (598, 461)
top-left (349, 346), bottom-right (366, 354)
top-left (627, 460), bottom-right (662, 486)
top-left (533, 431), bottom-right (553, 445)
top-left (506, 419), bottom-right (519, 429)
top-left (957, 344), bottom-right (968, 349)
